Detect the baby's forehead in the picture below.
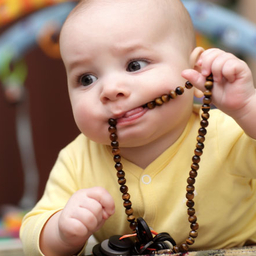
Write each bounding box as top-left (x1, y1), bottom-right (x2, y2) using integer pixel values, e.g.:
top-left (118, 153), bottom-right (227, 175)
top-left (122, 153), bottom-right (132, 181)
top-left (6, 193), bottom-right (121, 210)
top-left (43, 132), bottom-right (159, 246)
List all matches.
top-left (61, 0), bottom-right (195, 54)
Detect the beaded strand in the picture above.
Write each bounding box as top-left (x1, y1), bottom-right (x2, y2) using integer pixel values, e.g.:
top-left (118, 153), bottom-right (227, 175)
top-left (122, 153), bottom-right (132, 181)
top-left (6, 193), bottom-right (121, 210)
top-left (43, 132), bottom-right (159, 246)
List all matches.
top-left (172, 74), bottom-right (213, 253)
top-left (108, 75), bottom-right (213, 253)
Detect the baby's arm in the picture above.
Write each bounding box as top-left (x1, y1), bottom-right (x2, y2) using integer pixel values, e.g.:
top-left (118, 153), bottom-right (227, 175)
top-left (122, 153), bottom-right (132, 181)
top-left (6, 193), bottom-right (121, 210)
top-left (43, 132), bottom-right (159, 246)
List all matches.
top-left (40, 187), bottom-right (115, 256)
top-left (182, 48), bottom-right (256, 139)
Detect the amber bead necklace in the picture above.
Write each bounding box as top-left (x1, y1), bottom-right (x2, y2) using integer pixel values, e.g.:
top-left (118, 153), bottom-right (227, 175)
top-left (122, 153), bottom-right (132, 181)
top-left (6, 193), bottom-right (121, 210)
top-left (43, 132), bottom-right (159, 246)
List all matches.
top-left (108, 75), bottom-right (213, 254)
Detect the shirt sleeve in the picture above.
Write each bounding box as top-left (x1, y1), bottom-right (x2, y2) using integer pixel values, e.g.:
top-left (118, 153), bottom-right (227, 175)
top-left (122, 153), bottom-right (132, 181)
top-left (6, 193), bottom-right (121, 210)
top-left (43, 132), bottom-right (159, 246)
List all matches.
top-left (214, 110), bottom-right (256, 178)
top-left (20, 146), bottom-right (86, 255)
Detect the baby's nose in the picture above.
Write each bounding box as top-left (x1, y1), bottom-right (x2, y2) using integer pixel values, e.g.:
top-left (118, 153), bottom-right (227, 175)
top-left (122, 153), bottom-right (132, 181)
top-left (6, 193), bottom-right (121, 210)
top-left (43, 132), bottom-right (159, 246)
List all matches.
top-left (100, 77), bottom-right (131, 103)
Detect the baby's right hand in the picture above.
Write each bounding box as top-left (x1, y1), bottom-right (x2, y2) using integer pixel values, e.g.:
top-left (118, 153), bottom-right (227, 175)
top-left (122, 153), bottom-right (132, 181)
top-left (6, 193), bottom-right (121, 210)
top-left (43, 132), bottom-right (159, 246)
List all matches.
top-left (58, 187), bottom-right (115, 249)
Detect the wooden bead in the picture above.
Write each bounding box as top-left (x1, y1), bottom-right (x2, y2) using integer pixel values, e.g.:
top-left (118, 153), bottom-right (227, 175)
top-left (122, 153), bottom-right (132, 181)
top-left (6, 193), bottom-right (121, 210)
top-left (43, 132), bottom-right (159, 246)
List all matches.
top-left (200, 120), bottom-right (209, 128)
top-left (175, 86), bottom-right (184, 95)
top-left (185, 81), bottom-right (193, 89)
top-left (197, 135), bottom-right (205, 143)
top-left (203, 97), bottom-right (211, 105)
top-left (108, 118), bottom-right (117, 126)
top-left (147, 101), bottom-right (156, 109)
top-left (186, 185), bottom-right (195, 193)
top-left (186, 200), bottom-right (194, 208)
top-left (173, 246), bottom-right (180, 253)
top-left (188, 215), bottom-right (197, 223)
top-left (115, 162), bottom-right (123, 171)
top-left (188, 215), bottom-right (197, 224)
top-left (186, 237), bottom-right (195, 245)
top-left (118, 178), bottom-right (126, 185)
top-left (189, 230), bottom-right (198, 238)
top-left (186, 192), bottom-right (194, 200)
top-left (180, 243), bottom-right (189, 252)
top-left (155, 97), bottom-right (163, 106)
top-left (187, 177), bottom-right (195, 185)
top-left (161, 94), bottom-right (170, 102)
top-left (130, 221), bottom-right (137, 231)
top-left (188, 208), bottom-right (195, 216)
top-left (112, 148), bottom-right (120, 155)
top-left (111, 141), bottom-right (119, 148)
top-left (190, 222), bottom-right (199, 231)
top-left (123, 199), bottom-right (132, 208)
top-left (125, 208), bottom-right (133, 215)
top-left (202, 104), bottom-right (211, 113)
top-left (122, 193), bottom-right (130, 200)
top-left (205, 81), bottom-right (213, 90)
top-left (192, 155), bottom-right (200, 164)
top-left (196, 142), bottom-right (204, 150)
top-left (194, 148), bottom-right (203, 156)
top-left (169, 90), bottom-right (177, 99)
top-left (114, 155), bottom-right (121, 162)
top-left (201, 112), bottom-right (210, 120)
top-left (120, 185), bottom-right (128, 194)
top-left (117, 170), bottom-right (125, 178)
top-left (108, 126), bottom-right (116, 133)
top-left (191, 163), bottom-right (199, 171)
top-left (198, 127), bottom-right (207, 136)
top-left (204, 90), bottom-right (212, 97)
top-left (189, 170), bottom-right (197, 178)
top-left (110, 133), bottom-right (118, 141)
top-left (127, 215), bottom-right (136, 222)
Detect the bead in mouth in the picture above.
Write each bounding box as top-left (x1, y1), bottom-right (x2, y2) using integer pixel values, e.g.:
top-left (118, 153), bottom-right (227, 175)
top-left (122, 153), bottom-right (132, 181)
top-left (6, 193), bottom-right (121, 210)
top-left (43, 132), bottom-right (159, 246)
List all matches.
top-left (110, 81), bottom-right (194, 123)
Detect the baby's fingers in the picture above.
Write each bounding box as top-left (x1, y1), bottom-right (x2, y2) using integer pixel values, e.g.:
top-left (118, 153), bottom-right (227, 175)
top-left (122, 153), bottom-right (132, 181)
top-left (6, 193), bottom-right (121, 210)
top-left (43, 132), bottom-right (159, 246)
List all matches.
top-left (197, 49), bottom-right (247, 84)
top-left (210, 53), bottom-right (236, 83)
top-left (85, 187), bottom-right (115, 220)
top-left (221, 58), bottom-right (249, 83)
top-left (196, 48), bottom-right (223, 77)
top-left (181, 69), bottom-right (206, 93)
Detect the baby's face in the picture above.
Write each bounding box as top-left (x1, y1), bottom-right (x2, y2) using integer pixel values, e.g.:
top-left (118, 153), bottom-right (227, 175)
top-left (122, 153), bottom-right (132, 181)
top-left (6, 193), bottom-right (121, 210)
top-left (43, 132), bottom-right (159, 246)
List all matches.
top-left (60, 0), bottom-right (195, 147)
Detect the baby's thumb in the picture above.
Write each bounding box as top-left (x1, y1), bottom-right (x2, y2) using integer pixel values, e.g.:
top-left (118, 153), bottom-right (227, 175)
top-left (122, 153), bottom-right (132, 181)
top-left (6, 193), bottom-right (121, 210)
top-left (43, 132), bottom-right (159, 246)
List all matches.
top-left (102, 206), bottom-right (115, 220)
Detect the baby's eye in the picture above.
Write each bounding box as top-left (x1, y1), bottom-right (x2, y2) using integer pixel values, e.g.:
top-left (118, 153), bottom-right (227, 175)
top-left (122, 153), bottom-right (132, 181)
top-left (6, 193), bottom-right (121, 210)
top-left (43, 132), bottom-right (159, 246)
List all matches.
top-left (127, 60), bottom-right (148, 72)
top-left (80, 74), bottom-right (97, 86)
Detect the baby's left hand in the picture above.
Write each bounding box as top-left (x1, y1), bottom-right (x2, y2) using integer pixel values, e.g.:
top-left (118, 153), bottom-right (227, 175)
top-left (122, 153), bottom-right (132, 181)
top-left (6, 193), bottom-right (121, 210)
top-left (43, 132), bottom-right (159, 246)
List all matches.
top-left (182, 48), bottom-right (255, 121)
top-left (182, 48), bottom-right (256, 139)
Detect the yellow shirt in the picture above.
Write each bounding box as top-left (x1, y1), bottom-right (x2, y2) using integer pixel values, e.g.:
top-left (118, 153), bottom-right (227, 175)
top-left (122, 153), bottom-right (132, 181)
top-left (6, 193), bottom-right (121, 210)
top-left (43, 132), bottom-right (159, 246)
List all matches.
top-left (20, 106), bottom-right (256, 255)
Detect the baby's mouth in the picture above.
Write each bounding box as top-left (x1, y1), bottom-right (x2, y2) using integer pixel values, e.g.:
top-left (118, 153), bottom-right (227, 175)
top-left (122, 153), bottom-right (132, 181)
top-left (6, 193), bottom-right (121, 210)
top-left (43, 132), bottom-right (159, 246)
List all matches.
top-left (122, 107), bottom-right (145, 118)
top-left (114, 95), bottom-right (168, 123)
top-left (116, 106), bottom-right (147, 123)
top-left (113, 83), bottom-right (192, 122)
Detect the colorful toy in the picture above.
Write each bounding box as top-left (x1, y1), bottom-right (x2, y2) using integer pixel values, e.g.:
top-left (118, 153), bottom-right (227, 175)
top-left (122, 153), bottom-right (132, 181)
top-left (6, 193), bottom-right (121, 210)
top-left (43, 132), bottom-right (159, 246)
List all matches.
top-left (0, 0), bottom-right (77, 26)
top-left (0, 208), bottom-right (26, 239)
top-left (0, 2), bottom-right (76, 71)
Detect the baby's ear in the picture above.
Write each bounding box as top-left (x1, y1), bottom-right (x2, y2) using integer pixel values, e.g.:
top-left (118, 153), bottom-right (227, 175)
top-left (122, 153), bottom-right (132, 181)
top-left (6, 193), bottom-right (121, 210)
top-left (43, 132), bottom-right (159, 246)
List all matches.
top-left (189, 46), bottom-right (204, 72)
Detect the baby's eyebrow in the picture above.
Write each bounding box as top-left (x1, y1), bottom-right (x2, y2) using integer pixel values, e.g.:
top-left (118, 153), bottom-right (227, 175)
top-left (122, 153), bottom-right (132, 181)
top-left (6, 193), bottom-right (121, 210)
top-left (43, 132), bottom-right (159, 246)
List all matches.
top-left (66, 56), bottom-right (92, 72)
top-left (110, 42), bottom-right (151, 56)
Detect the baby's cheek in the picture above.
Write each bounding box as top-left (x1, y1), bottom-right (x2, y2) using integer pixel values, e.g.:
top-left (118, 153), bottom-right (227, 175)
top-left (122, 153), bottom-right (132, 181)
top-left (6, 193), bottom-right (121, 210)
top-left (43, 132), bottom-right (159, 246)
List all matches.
top-left (73, 106), bottom-right (92, 132)
top-left (74, 110), bottom-right (109, 143)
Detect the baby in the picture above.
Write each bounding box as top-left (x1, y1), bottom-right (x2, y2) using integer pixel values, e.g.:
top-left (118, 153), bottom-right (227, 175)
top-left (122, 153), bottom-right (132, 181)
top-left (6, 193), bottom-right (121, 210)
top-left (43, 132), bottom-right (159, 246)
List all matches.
top-left (20, 0), bottom-right (256, 255)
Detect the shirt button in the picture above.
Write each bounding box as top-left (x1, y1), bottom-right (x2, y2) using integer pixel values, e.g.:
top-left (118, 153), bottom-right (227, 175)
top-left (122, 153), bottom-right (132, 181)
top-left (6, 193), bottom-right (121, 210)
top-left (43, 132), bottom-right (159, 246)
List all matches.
top-left (141, 175), bottom-right (152, 185)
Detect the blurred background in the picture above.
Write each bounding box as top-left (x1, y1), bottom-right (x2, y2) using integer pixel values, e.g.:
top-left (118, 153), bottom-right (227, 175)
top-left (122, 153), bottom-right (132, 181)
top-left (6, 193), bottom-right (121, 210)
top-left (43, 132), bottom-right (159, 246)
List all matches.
top-left (0, 0), bottom-right (256, 252)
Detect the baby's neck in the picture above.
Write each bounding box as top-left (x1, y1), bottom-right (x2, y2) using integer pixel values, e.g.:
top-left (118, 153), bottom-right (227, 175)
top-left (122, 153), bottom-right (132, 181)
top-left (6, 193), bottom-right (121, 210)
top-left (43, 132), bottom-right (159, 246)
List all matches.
top-left (120, 125), bottom-right (187, 169)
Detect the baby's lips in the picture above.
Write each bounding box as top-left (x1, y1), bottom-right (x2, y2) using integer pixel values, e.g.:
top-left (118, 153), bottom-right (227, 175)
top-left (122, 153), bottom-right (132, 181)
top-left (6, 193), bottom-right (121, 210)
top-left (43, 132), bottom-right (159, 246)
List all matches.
top-left (122, 107), bottom-right (144, 118)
